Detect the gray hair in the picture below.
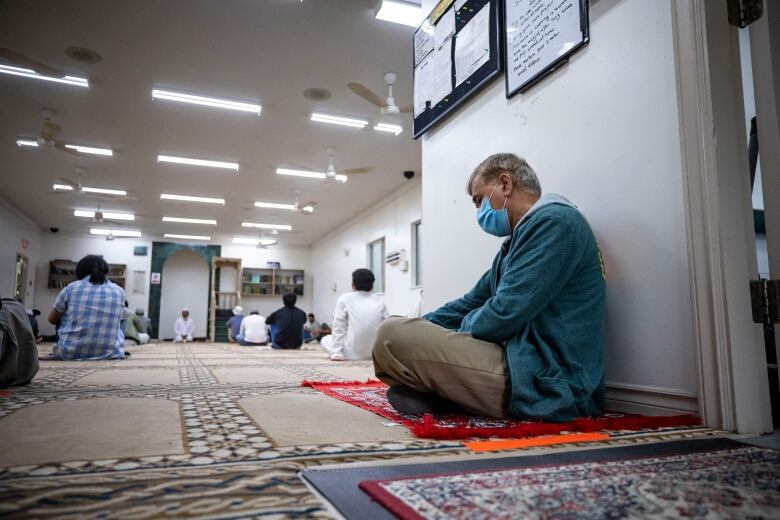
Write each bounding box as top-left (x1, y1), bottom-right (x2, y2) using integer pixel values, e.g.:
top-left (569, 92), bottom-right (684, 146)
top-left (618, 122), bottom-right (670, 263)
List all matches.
top-left (466, 153), bottom-right (541, 196)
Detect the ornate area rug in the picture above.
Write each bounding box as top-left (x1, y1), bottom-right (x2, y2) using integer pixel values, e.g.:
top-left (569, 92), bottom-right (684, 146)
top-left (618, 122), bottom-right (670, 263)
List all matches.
top-left (359, 440), bottom-right (780, 520)
top-left (301, 380), bottom-right (702, 440)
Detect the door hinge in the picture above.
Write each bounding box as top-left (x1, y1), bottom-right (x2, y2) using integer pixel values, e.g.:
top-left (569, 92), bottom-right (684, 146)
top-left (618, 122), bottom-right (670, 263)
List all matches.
top-left (728, 0), bottom-right (763, 28)
top-left (750, 279), bottom-right (780, 324)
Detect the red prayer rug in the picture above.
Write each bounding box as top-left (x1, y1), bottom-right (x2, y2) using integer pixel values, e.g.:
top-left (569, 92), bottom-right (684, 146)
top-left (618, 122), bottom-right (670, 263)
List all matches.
top-left (359, 443), bottom-right (780, 520)
top-left (301, 379), bottom-right (702, 440)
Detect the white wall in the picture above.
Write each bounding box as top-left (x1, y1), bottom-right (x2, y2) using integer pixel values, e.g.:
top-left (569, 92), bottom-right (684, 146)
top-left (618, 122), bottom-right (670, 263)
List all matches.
top-left (420, 0), bottom-right (697, 394)
top-left (220, 244), bottom-right (313, 317)
top-left (34, 234), bottom-right (154, 336)
top-left (311, 182), bottom-right (422, 323)
top-left (0, 199), bottom-right (41, 306)
top-left (159, 249), bottom-right (209, 339)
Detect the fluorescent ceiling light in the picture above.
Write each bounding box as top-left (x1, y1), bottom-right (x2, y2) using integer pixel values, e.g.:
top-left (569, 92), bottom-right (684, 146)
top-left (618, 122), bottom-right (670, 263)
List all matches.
top-left (241, 222), bottom-right (292, 231)
top-left (375, 0), bottom-right (425, 28)
top-left (254, 201), bottom-right (297, 211)
top-left (233, 237), bottom-right (278, 246)
top-left (152, 89), bottom-right (261, 115)
top-left (90, 228), bottom-right (141, 237)
top-left (162, 216), bottom-right (217, 225)
top-left (81, 187), bottom-right (127, 196)
top-left (310, 113), bottom-right (368, 129)
top-left (374, 123), bottom-right (403, 135)
top-left (74, 210), bottom-right (134, 221)
top-left (164, 233), bottom-right (211, 241)
top-left (160, 193), bottom-right (225, 204)
top-left (158, 155), bottom-right (239, 171)
top-left (16, 139), bottom-right (38, 147)
top-left (64, 144), bottom-right (113, 156)
top-left (275, 167), bottom-right (348, 183)
top-left (53, 184), bottom-right (74, 191)
top-left (0, 64), bottom-right (89, 87)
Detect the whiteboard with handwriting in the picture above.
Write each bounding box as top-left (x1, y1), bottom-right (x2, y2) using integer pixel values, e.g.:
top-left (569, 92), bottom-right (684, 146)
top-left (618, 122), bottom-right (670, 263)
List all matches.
top-left (505, 0), bottom-right (588, 97)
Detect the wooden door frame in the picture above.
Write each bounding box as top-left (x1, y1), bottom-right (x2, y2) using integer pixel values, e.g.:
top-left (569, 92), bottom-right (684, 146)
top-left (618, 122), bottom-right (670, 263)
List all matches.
top-left (672, 0), bottom-right (773, 433)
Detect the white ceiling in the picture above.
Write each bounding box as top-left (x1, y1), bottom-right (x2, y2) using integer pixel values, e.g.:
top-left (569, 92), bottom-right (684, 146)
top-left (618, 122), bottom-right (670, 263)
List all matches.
top-left (0, 0), bottom-right (421, 246)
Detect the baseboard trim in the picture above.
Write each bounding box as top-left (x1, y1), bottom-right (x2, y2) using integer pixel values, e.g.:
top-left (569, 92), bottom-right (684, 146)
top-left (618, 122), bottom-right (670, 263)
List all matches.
top-left (605, 382), bottom-right (699, 416)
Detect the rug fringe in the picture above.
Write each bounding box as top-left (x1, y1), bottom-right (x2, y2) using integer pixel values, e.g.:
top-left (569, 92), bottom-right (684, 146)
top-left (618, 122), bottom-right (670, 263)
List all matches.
top-left (409, 413), bottom-right (703, 439)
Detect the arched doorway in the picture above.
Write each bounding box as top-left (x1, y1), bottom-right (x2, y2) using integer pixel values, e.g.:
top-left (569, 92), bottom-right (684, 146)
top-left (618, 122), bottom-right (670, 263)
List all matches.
top-left (158, 249), bottom-right (209, 340)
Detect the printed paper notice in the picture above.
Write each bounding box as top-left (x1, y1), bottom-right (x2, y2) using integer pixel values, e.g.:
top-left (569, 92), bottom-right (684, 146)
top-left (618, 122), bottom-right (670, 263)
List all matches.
top-left (434, 7), bottom-right (455, 49)
top-left (430, 40), bottom-right (453, 107)
top-left (454, 3), bottom-right (491, 87)
top-left (413, 53), bottom-right (433, 116)
top-left (414, 22), bottom-right (434, 66)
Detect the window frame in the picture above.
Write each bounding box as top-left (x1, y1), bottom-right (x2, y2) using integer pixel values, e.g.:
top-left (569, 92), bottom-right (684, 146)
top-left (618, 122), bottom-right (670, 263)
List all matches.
top-left (366, 236), bottom-right (386, 293)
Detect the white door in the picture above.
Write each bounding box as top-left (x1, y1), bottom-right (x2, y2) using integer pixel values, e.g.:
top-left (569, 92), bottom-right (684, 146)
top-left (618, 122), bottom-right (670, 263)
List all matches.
top-left (159, 249), bottom-right (209, 340)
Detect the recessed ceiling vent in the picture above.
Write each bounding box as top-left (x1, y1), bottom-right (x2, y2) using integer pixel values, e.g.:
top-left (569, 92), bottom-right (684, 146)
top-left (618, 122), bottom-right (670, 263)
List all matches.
top-left (65, 47), bottom-right (102, 64)
top-left (303, 87), bottom-right (332, 101)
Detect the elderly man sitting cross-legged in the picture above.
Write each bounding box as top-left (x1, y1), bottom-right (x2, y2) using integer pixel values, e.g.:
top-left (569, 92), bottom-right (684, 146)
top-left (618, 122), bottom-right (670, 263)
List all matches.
top-left (373, 153), bottom-right (606, 422)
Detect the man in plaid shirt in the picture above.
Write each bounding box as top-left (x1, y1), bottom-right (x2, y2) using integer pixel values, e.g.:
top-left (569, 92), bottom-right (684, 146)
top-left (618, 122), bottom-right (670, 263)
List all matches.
top-left (48, 255), bottom-right (126, 360)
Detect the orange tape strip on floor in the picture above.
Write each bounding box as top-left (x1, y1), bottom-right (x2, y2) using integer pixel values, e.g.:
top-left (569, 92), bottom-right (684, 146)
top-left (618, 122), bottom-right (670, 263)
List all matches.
top-left (465, 432), bottom-right (611, 452)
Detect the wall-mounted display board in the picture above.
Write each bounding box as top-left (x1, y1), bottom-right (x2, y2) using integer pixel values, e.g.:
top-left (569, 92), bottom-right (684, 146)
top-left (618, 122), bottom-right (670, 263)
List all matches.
top-left (413, 0), bottom-right (503, 139)
top-left (505, 0), bottom-right (589, 97)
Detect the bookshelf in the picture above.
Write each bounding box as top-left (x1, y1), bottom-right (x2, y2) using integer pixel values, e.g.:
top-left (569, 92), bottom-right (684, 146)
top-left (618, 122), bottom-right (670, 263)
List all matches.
top-left (242, 267), bottom-right (304, 296)
top-left (48, 259), bottom-right (127, 290)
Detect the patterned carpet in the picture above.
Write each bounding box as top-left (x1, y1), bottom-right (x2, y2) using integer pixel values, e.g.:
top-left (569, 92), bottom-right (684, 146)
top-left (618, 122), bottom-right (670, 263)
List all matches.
top-left (0, 343), bottom-right (723, 518)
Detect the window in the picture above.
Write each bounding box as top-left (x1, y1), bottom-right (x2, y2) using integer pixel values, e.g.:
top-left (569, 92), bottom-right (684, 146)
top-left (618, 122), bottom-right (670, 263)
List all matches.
top-left (367, 237), bottom-right (385, 293)
top-left (412, 220), bottom-right (422, 287)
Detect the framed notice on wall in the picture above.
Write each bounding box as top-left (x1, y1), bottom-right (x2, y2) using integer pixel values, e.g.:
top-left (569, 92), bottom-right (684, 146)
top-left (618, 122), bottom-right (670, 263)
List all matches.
top-left (504, 0), bottom-right (589, 98)
top-left (412, 0), bottom-right (503, 139)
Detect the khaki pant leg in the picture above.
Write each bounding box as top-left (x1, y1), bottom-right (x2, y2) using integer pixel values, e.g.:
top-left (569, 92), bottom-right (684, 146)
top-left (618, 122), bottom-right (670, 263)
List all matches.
top-left (372, 317), bottom-right (510, 418)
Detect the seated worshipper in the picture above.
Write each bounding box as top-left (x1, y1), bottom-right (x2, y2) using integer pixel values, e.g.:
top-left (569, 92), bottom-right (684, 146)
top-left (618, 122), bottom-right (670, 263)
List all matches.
top-left (236, 311), bottom-right (268, 346)
top-left (0, 296), bottom-right (39, 387)
top-left (226, 306), bottom-right (245, 343)
top-left (26, 308), bottom-right (44, 344)
top-left (174, 308), bottom-right (195, 342)
top-left (265, 293), bottom-right (307, 349)
top-left (48, 254), bottom-right (126, 360)
top-left (373, 153), bottom-right (606, 422)
top-left (123, 301), bottom-right (149, 345)
top-left (303, 313), bottom-right (320, 343)
top-left (321, 269), bottom-right (388, 361)
top-left (135, 307), bottom-right (152, 337)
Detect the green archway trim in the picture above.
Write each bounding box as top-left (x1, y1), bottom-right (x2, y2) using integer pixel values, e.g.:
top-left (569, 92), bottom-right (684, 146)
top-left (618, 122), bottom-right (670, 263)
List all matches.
top-left (148, 241), bottom-right (221, 339)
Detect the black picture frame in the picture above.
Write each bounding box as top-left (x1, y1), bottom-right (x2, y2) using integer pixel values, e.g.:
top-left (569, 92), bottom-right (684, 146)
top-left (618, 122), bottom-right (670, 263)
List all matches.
top-left (504, 0), bottom-right (590, 99)
top-left (412, 0), bottom-right (504, 139)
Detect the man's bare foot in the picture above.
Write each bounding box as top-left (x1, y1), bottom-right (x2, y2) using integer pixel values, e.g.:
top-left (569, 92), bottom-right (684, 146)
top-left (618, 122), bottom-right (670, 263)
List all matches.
top-left (329, 353), bottom-right (345, 361)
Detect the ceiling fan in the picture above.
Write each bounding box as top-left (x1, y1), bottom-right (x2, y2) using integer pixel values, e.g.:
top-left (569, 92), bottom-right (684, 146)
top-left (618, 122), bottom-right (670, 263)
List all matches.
top-left (289, 147), bottom-right (373, 183)
top-left (54, 167), bottom-right (136, 200)
top-left (293, 190), bottom-right (316, 214)
top-left (0, 48), bottom-right (66, 78)
top-left (31, 108), bottom-right (84, 157)
top-left (348, 72), bottom-right (412, 116)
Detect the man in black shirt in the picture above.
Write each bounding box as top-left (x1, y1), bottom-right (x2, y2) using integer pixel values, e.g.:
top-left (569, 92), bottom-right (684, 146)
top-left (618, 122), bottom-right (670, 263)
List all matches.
top-left (265, 293), bottom-right (307, 349)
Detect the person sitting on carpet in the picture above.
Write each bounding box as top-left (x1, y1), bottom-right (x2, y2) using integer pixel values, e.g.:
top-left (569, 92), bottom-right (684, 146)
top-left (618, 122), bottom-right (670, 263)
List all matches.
top-left (303, 313), bottom-right (320, 343)
top-left (0, 294), bottom-right (39, 387)
top-left (237, 311), bottom-right (268, 346)
top-left (265, 293), bottom-right (307, 349)
top-left (321, 269), bottom-right (388, 361)
top-left (173, 308), bottom-right (195, 343)
top-left (135, 307), bottom-right (152, 338)
top-left (226, 305), bottom-right (245, 343)
top-left (373, 153), bottom-right (606, 422)
top-left (48, 254), bottom-right (126, 360)
top-left (123, 301), bottom-right (150, 345)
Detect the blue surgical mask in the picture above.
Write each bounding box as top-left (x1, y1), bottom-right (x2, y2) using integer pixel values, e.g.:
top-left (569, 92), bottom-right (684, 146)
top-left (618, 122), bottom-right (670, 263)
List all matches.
top-left (476, 181), bottom-right (511, 237)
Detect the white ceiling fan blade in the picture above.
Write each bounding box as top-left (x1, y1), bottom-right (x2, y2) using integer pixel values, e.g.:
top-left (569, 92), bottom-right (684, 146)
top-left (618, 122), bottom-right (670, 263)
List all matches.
top-left (339, 167), bottom-right (373, 175)
top-left (348, 82), bottom-right (386, 108)
top-left (54, 141), bottom-right (83, 157)
top-left (0, 48), bottom-right (66, 78)
top-left (57, 177), bottom-right (79, 188)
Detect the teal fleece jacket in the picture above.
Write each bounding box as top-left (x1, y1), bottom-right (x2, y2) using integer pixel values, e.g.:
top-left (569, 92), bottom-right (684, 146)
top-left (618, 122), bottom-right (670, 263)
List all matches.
top-left (424, 194), bottom-right (606, 422)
